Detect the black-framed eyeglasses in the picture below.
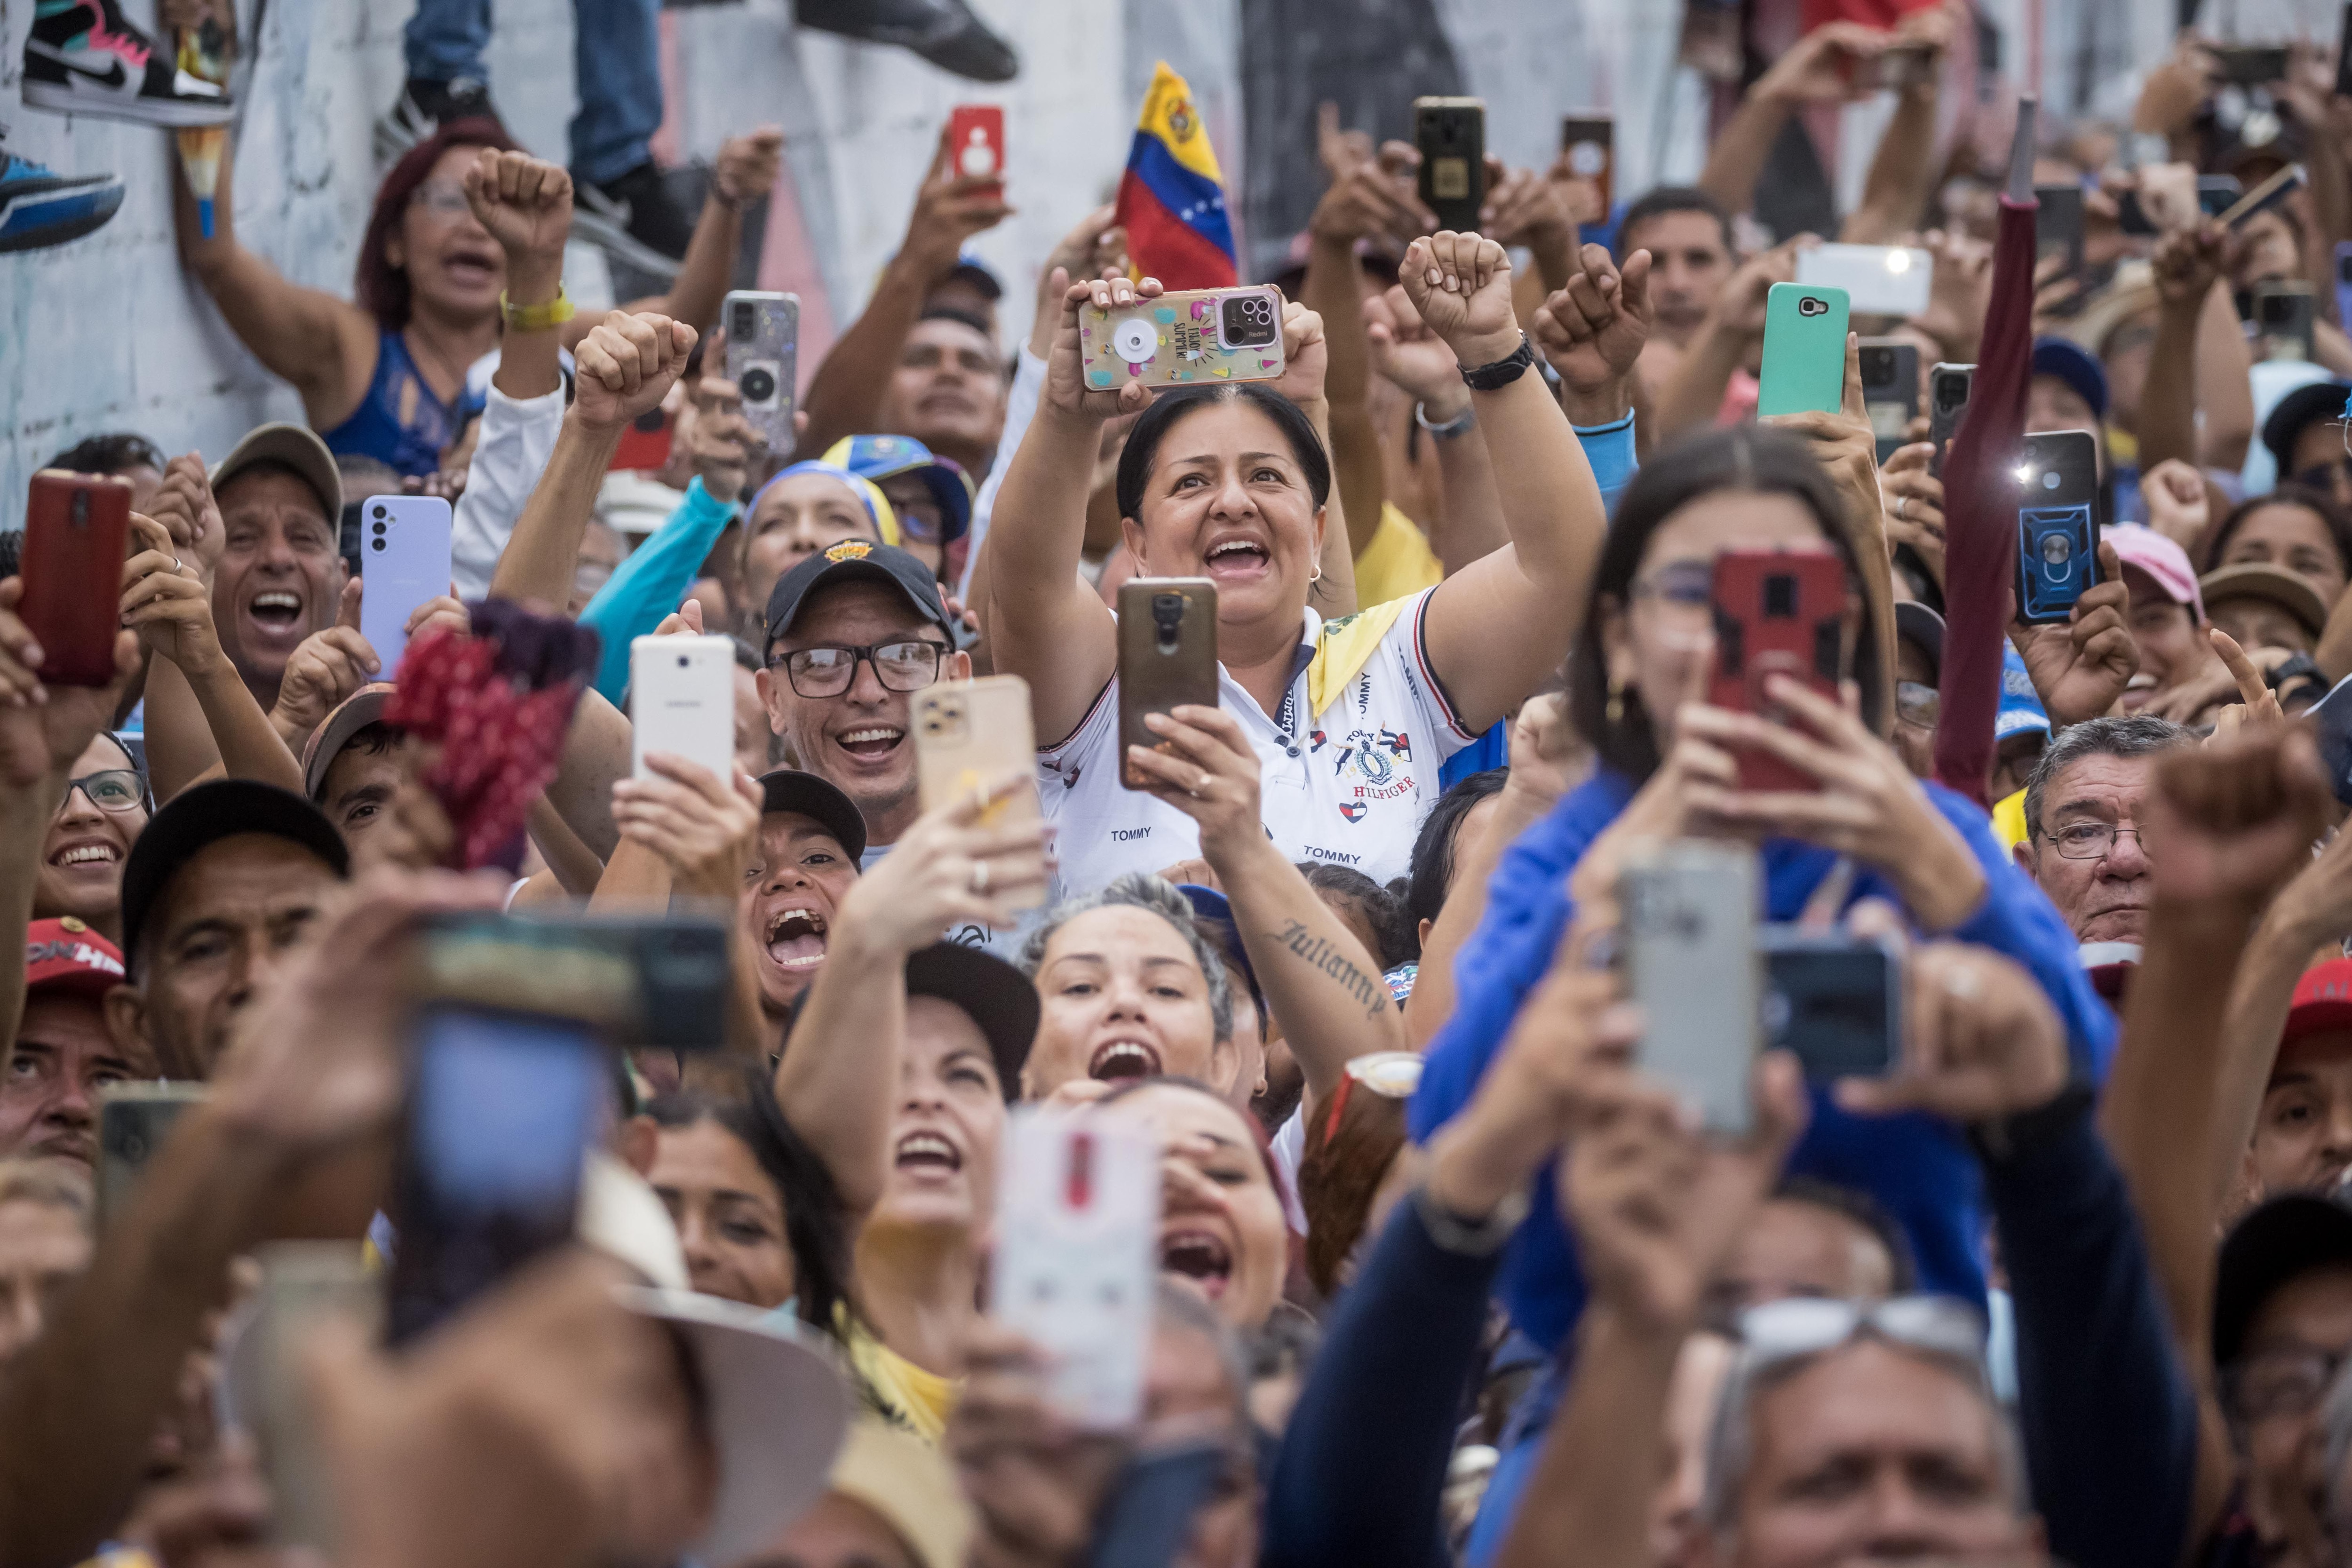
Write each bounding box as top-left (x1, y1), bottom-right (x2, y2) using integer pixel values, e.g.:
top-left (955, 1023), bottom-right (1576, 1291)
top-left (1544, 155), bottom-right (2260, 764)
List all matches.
top-left (766, 639), bottom-right (948, 698)
top-left (2046, 820), bottom-right (2146, 860)
top-left (62, 769), bottom-right (146, 813)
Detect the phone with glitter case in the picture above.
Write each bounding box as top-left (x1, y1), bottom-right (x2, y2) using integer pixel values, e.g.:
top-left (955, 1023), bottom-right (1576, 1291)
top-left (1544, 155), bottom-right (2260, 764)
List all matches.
top-left (1079, 286), bottom-right (1286, 390)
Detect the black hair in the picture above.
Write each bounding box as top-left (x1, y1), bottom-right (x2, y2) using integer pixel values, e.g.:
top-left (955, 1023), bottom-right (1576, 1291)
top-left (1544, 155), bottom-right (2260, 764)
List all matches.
top-left (2204, 483), bottom-right (2352, 580)
top-left (45, 432), bottom-right (165, 478)
top-left (917, 304), bottom-right (996, 342)
top-left (1116, 384), bottom-right (1333, 525)
top-left (1404, 768), bottom-right (1510, 932)
top-left (1567, 426), bottom-right (1887, 780)
top-left (644, 1067), bottom-right (857, 1338)
top-left (730, 635), bottom-right (762, 673)
top-left (1772, 1175), bottom-right (1918, 1294)
top-left (1617, 185), bottom-right (1736, 258)
top-left (1299, 862), bottom-right (1416, 969)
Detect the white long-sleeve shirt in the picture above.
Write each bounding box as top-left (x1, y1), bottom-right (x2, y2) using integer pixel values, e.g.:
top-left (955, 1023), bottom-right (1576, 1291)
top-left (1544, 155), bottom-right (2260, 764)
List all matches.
top-left (958, 343), bottom-right (1046, 602)
top-left (451, 383), bottom-right (567, 600)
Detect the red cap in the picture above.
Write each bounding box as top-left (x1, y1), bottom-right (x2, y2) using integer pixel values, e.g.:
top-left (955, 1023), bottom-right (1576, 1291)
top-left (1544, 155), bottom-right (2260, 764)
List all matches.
top-left (24, 917), bottom-right (126, 1000)
top-left (2284, 959), bottom-right (2352, 1045)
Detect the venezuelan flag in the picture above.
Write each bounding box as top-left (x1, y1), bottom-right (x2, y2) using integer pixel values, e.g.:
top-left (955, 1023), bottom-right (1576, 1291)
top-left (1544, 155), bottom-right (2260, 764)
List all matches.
top-left (1115, 62), bottom-right (1237, 290)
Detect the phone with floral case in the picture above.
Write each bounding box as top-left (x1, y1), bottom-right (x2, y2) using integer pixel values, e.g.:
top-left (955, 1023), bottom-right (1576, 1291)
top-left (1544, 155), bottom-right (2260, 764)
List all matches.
top-left (1079, 286), bottom-right (1286, 390)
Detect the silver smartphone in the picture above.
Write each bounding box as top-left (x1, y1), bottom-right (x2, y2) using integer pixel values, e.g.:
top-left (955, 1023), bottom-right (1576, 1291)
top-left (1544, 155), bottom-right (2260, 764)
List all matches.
top-left (1620, 842), bottom-right (1762, 1135)
top-left (97, 1082), bottom-right (204, 1227)
top-left (722, 290), bottom-right (801, 455)
top-left (237, 1242), bottom-right (378, 1550)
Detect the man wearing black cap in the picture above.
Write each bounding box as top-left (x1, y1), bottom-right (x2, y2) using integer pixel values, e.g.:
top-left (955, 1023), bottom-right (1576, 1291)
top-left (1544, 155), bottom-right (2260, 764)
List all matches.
top-left (2262, 381), bottom-right (2352, 515)
top-left (755, 540), bottom-right (973, 868)
top-left (103, 779), bottom-right (350, 1079)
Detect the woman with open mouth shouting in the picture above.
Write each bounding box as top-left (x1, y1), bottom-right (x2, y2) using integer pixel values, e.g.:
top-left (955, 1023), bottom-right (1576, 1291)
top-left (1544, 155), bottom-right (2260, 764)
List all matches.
top-left (982, 231), bottom-right (1613, 900)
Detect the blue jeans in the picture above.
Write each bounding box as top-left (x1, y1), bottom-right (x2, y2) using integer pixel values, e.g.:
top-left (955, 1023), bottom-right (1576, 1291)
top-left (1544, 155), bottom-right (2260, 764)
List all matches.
top-left (402, 0), bottom-right (659, 182)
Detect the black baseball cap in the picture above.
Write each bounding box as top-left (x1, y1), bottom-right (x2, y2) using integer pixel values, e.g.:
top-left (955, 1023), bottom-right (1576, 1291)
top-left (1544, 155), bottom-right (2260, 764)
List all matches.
top-left (906, 941), bottom-right (1038, 1099)
top-left (2262, 381), bottom-right (2352, 478)
top-left (2214, 1192), bottom-right (2352, 1367)
top-left (763, 540), bottom-right (953, 650)
top-left (119, 780), bottom-right (350, 972)
top-left (1894, 601), bottom-right (1945, 686)
top-left (757, 769), bottom-right (867, 863)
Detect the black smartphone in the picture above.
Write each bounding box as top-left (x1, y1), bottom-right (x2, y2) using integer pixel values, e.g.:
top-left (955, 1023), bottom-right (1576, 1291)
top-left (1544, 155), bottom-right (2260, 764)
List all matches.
top-left (1414, 96), bottom-right (1486, 233)
top-left (415, 910), bottom-right (732, 1053)
top-left (2116, 188), bottom-right (2157, 236)
top-left (2214, 44), bottom-right (2290, 85)
top-left (2013, 430), bottom-right (2101, 625)
top-left (1927, 361), bottom-right (1973, 478)
top-left (1559, 113), bottom-right (1613, 214)
top-left (2255, 281), bottom-right (2319, 362)
top-left (2337, 3), bottom-right (2352, 97)
top-left (2033, 184), bottom-right (2085, 279)
top-left (1859, 338), bottom-right (1920, 463)
top-left (384, 1005), bottom-right (605, 1345)
top-left (96, 1084), bottom-right (204, 1228)
top-left (2221, 164), bottom-right (2306, 231)
top-left (2199, 175), bottom-right (2245, 217)
top-left (1762, 929), bottom-right (1901, 1081)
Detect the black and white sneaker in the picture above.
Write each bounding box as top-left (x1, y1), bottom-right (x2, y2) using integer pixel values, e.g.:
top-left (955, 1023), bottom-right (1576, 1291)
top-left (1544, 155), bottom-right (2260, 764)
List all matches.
top-left (373, 76), bottom-right (500, 165)
top-left (571, 162), bottom-right (694, 281)
top-left (21, 0), bottom-right (232, 127)
top-left (795, 0), bottom-right (1018, 82)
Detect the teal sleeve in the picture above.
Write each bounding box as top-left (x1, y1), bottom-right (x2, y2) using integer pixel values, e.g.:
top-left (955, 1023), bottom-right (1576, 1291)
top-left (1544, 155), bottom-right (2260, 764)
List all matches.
top-left (580, 477), bottom-right (739, 702)
top-left (1573, 414), bottom-right (1637, 516)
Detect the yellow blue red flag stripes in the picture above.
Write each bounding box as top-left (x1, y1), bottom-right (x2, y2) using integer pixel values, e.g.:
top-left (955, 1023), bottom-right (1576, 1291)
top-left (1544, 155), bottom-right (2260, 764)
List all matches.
top-left (1114, 61), bottom-right (1237, 290)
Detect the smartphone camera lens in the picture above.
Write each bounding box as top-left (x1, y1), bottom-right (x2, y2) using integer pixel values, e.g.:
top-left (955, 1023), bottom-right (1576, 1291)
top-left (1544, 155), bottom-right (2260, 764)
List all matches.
top-left (372, 537), bottom-right (386, 552)
top-left (2042, 471), bottom-right (2062, 490)
top-left (1763, 574), bottom-right (1796, 618)
top-left (731, 304), bottom-right (755, 338)
top-left (1859, 348), bottom-right (1891, 381)
top-left (373, 504), bottom-right (388, 520)
top-left (677, 654), bottom-right (690, 668)
top-left (739, 366), bottom-right (778, 404)
top-left (1798, 295), bottom-right (1828, 318)
top-left (1151, 592), bottom-right (1184, 652)
top-left (1220, 293), bottom-right (1278, 350)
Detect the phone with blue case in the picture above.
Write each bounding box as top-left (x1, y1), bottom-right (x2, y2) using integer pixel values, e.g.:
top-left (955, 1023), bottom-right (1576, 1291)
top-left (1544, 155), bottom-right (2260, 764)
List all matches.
top-left (358, 494), bottom-right (453, 679)
top-left (2013, 430), bottom-right (2100, 625)
top-left (1757, 283), bottom-right (1850, 417)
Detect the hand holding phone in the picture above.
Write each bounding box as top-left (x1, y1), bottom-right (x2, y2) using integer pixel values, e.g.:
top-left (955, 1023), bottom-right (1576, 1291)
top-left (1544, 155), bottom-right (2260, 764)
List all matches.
top-left (22, 470), bottom-right (132, 686)
top-left (914, 675), bottom-right (1047, 911)
top-left (1756, 284), bottom-right (1851, 419)
top-left (946, 105), bottom-right (1004, 201)
top-left (1621, 843), bottom-right (1762, 1134)
top-left (723, 290), bottom-right (801, 455)
top-left (1558, 113), bottom-right (1613, 214)
top-left (1080, 287), bottom-right (1287, 390)
top-left (2012, 431), bottom-right (2100, 625)
top-left (1117, 579), bottom-right (1217, 789)
top-left (1414, 97), bottom-right (1486, 233)
top-left (357, 494), bottom-right (453, 678)
top-left (1708, 549), bottom-right (1849, 791)
top-left (629, 633), bottom-right (736, 785)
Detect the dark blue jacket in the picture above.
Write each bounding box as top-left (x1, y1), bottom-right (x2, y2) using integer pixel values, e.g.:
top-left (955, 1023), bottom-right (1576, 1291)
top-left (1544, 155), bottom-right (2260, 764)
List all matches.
top-left (1406, 767), bottom-right (2117, 1353)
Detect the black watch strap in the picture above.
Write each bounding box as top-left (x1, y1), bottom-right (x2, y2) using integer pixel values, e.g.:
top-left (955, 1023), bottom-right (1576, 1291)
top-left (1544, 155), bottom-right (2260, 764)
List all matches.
top-left (1460, 333), bottom-right (1537, 392)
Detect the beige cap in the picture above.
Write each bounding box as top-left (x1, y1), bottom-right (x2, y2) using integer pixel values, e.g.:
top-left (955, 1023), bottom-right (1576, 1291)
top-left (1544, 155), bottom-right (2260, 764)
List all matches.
top-left (2199, 562), bottom-right (2330, 641)
top-left (210, 422), bottom-right (344, 520)
top-left (300, 682), bottom-right (397, 802)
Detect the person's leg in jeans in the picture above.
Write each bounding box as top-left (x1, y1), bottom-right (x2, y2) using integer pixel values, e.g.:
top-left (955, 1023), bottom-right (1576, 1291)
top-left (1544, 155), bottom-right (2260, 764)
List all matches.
top-left (570, 0), bottom-right (660, 185)
top-left (403, 0), bottom-right (493, 90)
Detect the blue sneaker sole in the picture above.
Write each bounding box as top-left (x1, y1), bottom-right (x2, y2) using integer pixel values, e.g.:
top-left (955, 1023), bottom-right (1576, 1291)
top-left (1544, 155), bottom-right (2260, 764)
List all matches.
top-left (0, 175), bottom-right (125, 252)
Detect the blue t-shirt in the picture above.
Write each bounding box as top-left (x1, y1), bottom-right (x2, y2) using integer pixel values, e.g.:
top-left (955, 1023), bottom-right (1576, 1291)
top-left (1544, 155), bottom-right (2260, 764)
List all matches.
top-left (1406, 766), bottom-right (2116, 1353)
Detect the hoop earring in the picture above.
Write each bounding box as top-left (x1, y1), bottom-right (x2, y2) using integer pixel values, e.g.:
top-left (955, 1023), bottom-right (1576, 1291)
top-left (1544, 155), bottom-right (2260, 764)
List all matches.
top-left (1605, 677), bottom-right (1625, 724)
top-left (1310, 564), bottom-right (1323, 583)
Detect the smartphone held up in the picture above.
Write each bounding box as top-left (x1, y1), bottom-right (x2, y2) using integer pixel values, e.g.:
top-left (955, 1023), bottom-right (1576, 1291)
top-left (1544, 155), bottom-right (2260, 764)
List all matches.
top-left (22, 469), bottom-right (132, 686)
top-left (1080, 286), bottom-right (1287, 390)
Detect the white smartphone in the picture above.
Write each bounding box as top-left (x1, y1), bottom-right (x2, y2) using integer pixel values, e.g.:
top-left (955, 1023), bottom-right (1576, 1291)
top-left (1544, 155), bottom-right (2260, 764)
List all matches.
top-left (1619, 841), bottom-right (1763, 1135)
top-left (991, 1107), bottom-right (1159, 1428)
top-left (629, 634), bottom-right (737, 784)
top-left (357, 495), bottom-right (453, 679)
top-left (1794, 243), bottom-right (1934, 318)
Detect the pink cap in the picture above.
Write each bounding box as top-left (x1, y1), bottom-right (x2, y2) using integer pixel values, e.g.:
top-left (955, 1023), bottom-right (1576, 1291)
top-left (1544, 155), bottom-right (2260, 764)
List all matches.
top-left (2105, 524), bottom-right (2206, 623)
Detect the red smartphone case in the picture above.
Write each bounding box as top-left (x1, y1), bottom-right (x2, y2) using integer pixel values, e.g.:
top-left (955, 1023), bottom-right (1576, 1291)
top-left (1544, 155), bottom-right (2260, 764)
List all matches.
top-left (21, 470), bottom-right (131, 687)
top-left (1708, 549), bottom-right (1848, 793)
top-left (947, 105), bottom-right (1004, 200)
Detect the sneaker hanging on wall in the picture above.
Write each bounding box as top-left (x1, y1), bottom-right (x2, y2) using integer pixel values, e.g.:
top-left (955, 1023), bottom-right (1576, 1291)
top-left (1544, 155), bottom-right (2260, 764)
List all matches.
top-left (570, 162), bottom-right (693, 281)
top-left (0, 134), bottom-right (125, 252)
top-left (373, 76), bottom-right (502, 167)
top-left (21, 0), bottom-right (232, 127)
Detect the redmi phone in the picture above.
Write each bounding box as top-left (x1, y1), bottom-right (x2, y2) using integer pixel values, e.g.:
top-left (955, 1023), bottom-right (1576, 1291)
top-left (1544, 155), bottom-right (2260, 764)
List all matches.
top-left (1927, 362), bottom-right (1974, 478)
top-left (946, 104), bottom-right (1004, 201)
top-left (1757, 284), bottom-right (1850, 417)
top-left (2013, 430), bottom-right (2101, 625)
top-left (629, 633), bottom-right (736, 785)
top-left (2033, 184), bottom-right (2085, 278)
top-left (1621, 843), bottom-right (1762, 1135)
top-left (723, 290), bottom-right (800, 456)
top-left (96, 1082), bottom-right (203, 1227)
top-left (1117, 579), bottom-right (1217, 790)
top-left (1079, 287), bottom-right (1287, 390)
top-left (383, 1004), bottom-right (604, 1345)
top-left (1859, 338), bottom-right (1921, 462)
top-left (1414, 97), bottom-right (1486, 233)
top-left (992, 1108), bottom-right (1158, 1426)
top-left (1710, 549), bottom-right (1849, 792)
top-left (1795, 244), bottom-right (1933, 317)
top-left (914, 675), bottom-right (1045, 911)
top-left (1559, 113), bottom-right (1613, 214)
top-left (1761, 927), bottom-right (1900, 1080)
top-left (357, 494), bottom-right (451, 679)
top-left (2255, 281), bottom-right (2319, 362)
top-left (22, 470), bottom-right (131, 686)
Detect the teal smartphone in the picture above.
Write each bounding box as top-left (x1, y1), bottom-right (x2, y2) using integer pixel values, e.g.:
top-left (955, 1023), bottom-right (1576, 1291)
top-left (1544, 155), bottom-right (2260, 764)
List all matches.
top-left (1757, 283), bottom-right (1851, 417)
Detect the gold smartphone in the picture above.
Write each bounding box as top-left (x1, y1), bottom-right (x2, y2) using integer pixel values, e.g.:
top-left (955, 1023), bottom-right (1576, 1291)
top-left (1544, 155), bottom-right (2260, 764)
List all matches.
top-left (1117, 578), bottom-right (1219, 791)
top-left (913, 675), bottom-right (1046, 910)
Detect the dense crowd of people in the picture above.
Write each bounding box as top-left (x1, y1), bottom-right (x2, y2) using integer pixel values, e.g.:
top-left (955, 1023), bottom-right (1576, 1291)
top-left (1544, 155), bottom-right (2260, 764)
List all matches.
top-left (24, 7), bottom-right (2352, 1567)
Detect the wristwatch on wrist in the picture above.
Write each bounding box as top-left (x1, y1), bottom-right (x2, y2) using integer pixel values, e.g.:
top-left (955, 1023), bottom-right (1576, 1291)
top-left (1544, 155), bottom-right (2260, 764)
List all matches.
top-left (1459, 333), bottom-right (1537, 392)
top-left (1415, 400), bottom-right (1475, 438)
top-left (1414, 1181), bottom-right (1531, 1256)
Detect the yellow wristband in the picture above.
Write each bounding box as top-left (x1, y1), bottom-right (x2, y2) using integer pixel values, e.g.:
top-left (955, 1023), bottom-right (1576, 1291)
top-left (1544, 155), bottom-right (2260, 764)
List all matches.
top-left (501, 286), bottom-right (574, 333)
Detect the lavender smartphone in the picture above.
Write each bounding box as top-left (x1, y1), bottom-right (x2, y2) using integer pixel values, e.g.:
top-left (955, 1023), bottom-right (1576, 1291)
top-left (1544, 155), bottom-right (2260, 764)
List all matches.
top-left (357, 495), bottom-right (452, 679)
